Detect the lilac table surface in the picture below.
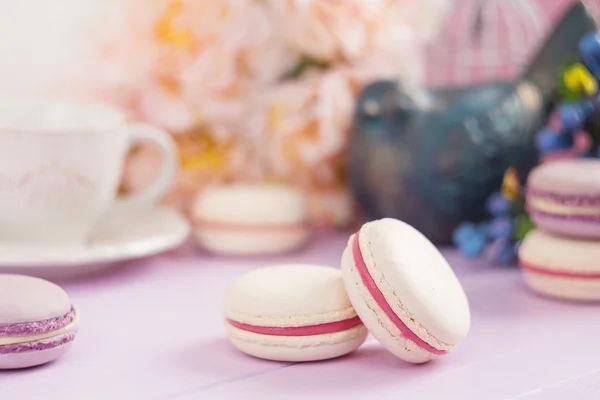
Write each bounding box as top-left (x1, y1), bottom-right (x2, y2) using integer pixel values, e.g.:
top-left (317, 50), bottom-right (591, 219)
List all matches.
top-left (1, 232), bottom-right (600, 400)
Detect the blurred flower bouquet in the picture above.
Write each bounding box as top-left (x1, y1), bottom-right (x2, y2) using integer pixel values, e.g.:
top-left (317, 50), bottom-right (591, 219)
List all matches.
top-left (81, 0), bottom-right (447, 227)
top-left (452, 30), bottom-right (600, 265)
top-left (536, 59), bottom-right (600, 158)
top-left (452, 169), bottom-right (534, 265)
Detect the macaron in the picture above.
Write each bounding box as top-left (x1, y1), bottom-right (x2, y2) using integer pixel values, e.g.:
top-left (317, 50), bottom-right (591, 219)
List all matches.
top-left (192, 183), bottom-right (311, 255)
top-left (518, 229), bottom-right (600, 301)
top-left (526, 159), bottom-right (600, 238)
top-left (222, 264), bottom-right (368, 362)
top-left (0, 274), bottom-right (78, 369)
top-left (341, 218), bottom-right (470, 364)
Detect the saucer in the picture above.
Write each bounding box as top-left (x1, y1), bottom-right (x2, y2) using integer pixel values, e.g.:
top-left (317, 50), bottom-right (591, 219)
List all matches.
top-left (0, 206), bottom-right (190, 271)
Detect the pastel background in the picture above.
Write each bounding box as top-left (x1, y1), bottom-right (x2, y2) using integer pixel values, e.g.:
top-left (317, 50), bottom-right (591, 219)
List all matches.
top-left (1, 0), bottom-right (597, 229)
top-left (0, 0), bottom-right (587, 95)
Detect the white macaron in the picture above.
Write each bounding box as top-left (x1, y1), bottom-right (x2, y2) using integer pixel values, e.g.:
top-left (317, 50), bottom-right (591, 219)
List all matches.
top-left (192, 183), bottom-right (310, 255)
top-left (341, 218), bottom-right (471, 364)
top-left (222, 264), bottom-right (368, 362)
top-left (518, 229), bottom-right (600, 301)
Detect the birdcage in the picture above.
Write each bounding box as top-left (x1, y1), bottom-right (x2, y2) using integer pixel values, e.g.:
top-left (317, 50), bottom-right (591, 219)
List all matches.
top-left (426, 0), bottom-right (549, 87)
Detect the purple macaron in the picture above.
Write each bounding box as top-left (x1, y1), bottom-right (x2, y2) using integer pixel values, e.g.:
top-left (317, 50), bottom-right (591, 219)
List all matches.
top-left (526, 159), bottom-right (600, 238)
top-left (0, 274), bottom-right (78, 369)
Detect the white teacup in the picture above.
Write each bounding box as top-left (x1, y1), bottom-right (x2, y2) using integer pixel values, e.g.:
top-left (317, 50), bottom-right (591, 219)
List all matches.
top-left (0, 100), bottom-right (178, 247)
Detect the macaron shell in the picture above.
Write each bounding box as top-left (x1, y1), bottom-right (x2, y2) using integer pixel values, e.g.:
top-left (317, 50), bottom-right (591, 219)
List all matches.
top-left (341, 242), bottom-right (435, 364)
top-left (0, 275), bottom-right (71, 324)
top-left (223, 265), bottom-right (356, 327)
top-left (226, 322), bottom-right (368, 362)
top-left (519, 229), bottom-right (600, 301)
top-left (194, 229), bottom-right (309, 256)
top-left (528, 211), bottom-right (600, 238)
top-left (361, 219), bottom-right (470, 345)
top-left (521, 273), bottom-right (600, 301)
top-left (193, 183), bottom-right (308, 225)
top-left (519, 229), bottom-right (600, 273)
top-left (192, 184), bottom-right (310, 255)
top-left (0, 340), bottom-right (74, 369)
top-left (527, 159), bottom-right (600, 196)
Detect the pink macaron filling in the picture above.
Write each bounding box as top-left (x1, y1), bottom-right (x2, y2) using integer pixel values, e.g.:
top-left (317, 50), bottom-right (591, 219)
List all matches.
top-left (227, 316), bottom-right (362, 336)
top-left (520, 260), bottom-right (600, 279)
top-left (0, 307), bottom-right (76, 337)
top-left (352, 231), bottom-right (447, 355)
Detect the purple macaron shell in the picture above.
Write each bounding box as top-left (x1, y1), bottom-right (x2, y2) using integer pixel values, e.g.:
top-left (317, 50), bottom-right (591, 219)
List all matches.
top-left (0, 275), bottom-right (72, 325)
top-left (0, 333), bottom-right (76, 369)
top-left (529, 210), bottom-right (600, 238)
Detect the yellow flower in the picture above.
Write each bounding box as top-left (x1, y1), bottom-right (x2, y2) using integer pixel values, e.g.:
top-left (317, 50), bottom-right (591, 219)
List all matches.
top-left (501, 168), bottom-right (520, 201)
top-left (564, 63), bottom-right (597, 96)
top-left (155, 0), bottom-right (194, 49)
top-left (177, 130), bottom-right (233, 171)
top-left (268, 102), bottom-right (285, 134)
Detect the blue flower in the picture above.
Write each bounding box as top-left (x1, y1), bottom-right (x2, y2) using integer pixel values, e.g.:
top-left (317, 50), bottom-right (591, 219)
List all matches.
top-left (457, 231), bottom-right (488, 259)
top-left (452, 222), bottom-right (477, 247)
top-left (487, 238), bottom-right (517, 265)
top-left (558, 103), bottom-right (586, 133)
top-left (485, 191), bottom-right (511, 217)
top-left (487, 217), bottom-right (515, 240)
top-left (535, 127), bottom-right (573, 153)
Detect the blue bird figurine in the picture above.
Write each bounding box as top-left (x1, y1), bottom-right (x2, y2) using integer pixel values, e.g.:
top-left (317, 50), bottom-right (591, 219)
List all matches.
top-left (348, 1), bottom-right (598, 244)
top-left (580, 31), bottom-right (600, 79)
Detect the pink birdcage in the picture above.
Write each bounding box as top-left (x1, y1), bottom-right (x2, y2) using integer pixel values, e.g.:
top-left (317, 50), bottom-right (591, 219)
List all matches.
top-left (426, 0), bottom-right (550, 87)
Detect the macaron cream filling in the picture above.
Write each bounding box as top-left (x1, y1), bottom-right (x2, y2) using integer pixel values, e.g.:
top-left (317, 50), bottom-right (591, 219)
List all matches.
top-left (0, 307), bottom-right (78, 346)
top-left (527, 198), bottom-right (600, 215)
top-left (352, 232), bottom-right (447, 355)
top-left (226, 315), bottom-right (362, 337)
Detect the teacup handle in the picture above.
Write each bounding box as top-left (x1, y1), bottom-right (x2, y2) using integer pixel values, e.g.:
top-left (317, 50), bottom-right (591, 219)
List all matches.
top-left (114, 123), bottom-right (178, 211)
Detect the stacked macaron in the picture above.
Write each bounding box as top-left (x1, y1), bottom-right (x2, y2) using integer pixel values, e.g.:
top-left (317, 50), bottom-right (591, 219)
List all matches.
top-left (222, 218), bottom-right (471, 364)
top-left (520, 159), bottom-right (600, 301)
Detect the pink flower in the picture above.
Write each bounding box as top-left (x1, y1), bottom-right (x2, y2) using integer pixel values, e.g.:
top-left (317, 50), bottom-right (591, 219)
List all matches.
top-left (264, 68), bottom-right (354, 178)
top-left (269, 0), bottom-right (446, 68)
top-left (84, 0), bottom-right (449, 226)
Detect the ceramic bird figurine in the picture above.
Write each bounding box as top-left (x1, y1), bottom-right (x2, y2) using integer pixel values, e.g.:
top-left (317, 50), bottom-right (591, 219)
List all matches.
top-left (349, 1), bottom-right (598, 244)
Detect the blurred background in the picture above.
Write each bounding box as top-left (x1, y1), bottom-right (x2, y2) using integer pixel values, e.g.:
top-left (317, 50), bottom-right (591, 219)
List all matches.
top-left (3, 1), bottom-right (593, 93)
top-left (1, 0), bottom-right (598, 248)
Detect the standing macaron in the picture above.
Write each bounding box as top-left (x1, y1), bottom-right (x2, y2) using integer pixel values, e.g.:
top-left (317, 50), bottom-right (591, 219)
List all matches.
top-left (222, 264), bottom-right (368, 362)
top-left (526, 159), bottom-right (600, 238)
top-left (0, 274), bottom-right (78, 369)
top-left (192, 183), bottom-right (311, 255)
top-left (518, 229), bottom-right (600, 301)
top-left (342, 218), bottom-right (470, 364)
